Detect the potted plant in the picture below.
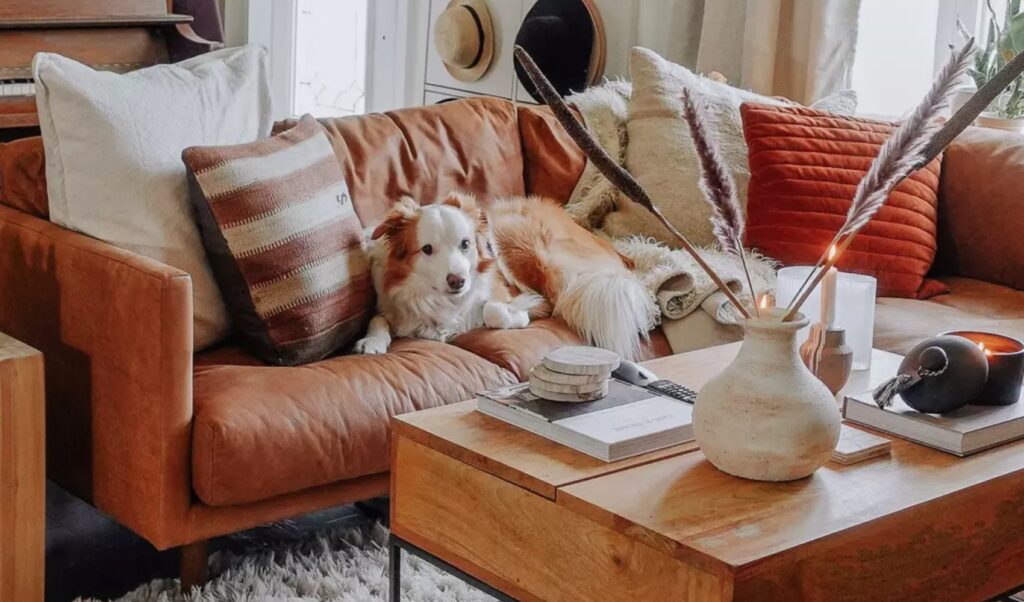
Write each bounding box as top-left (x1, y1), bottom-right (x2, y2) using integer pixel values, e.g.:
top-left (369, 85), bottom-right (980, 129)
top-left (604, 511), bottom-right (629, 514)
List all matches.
top-left (961, 0), bottom-right (1024, 132)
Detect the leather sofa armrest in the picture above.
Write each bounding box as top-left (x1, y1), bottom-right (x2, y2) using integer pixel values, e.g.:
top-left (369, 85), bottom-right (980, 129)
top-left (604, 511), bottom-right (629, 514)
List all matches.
top-left (0, 206), bottom-right (193, 547)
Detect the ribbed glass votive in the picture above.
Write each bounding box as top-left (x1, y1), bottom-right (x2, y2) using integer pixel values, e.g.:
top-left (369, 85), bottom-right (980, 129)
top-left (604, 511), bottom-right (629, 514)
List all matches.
top-left (776, 267), bottom-right (877, 370)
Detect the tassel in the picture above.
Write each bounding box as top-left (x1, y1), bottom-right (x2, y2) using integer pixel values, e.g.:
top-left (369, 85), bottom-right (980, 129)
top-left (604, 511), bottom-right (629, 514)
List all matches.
top-left (872, 346), bottom-right (949, 409)
top-left (873, 374), bottom-right (915, 408)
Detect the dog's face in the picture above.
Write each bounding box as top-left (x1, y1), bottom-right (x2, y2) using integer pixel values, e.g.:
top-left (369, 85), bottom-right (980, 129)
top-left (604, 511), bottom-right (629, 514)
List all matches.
top-left (371, 192), bottom-right (494, 297)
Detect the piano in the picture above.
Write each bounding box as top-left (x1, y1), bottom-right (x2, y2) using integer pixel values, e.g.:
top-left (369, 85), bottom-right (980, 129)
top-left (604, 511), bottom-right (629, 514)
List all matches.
top-left (0, 0), bottom-right (222, 139)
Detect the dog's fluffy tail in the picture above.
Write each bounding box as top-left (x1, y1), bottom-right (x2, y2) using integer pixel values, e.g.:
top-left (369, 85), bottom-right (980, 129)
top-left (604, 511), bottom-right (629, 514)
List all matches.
top-left (510, 292), bottom-right (552, 320)
top-left (554, 272), bottom-right (656, 360)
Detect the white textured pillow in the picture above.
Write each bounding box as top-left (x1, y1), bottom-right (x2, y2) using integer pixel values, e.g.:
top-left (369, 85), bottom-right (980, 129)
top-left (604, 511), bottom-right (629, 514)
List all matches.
top-left (603, 47), bottom-right (856, 247)
top-left (34, 46), bottom-right (273, 350)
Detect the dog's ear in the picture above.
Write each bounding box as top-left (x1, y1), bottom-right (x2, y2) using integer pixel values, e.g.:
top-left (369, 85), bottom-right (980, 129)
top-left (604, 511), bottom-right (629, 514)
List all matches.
top-left (442, 191), bottom-right (479, 215)
top-left (371, 196), bottom-right (419, 241)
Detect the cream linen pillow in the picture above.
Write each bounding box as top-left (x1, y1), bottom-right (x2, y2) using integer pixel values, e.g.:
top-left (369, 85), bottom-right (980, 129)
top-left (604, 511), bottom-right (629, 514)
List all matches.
top-left (603, 47), bottom-right (856, 247)
top-left (34, 46), bottom-right (273, 350)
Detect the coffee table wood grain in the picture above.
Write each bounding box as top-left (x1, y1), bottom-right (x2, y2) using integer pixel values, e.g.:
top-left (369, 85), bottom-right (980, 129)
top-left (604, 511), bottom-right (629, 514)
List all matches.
top-left (391, 344), bottom-right (1024, 601)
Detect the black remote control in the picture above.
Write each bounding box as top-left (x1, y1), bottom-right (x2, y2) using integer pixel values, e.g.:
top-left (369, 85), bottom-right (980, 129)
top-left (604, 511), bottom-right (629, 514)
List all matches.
top-left (646, 379), bottom-right (698, 405)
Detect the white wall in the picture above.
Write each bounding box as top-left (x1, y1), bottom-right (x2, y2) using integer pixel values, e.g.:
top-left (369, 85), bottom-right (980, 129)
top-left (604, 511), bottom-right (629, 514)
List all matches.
top-left (221, 0), bottom-right (249, 46)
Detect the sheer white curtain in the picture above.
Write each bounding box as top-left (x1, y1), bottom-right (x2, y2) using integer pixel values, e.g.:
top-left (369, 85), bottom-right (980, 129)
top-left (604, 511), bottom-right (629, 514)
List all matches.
top-left (635, 0), bottom-right (861, 104)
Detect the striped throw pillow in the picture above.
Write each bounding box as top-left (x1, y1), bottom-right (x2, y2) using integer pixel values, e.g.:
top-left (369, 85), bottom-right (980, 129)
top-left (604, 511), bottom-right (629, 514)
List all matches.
top-left (183, 115), bottom-right (373, 365)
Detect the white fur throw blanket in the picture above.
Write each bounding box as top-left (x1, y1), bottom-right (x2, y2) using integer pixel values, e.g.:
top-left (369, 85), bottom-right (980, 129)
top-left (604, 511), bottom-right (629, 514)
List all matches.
top-left (564, 82), bottom-right (776, 351)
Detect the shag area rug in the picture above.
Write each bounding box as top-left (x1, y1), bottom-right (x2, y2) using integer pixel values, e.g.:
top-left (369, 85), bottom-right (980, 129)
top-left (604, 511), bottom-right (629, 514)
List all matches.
top-left (76, 519), bottom-right (494, 602)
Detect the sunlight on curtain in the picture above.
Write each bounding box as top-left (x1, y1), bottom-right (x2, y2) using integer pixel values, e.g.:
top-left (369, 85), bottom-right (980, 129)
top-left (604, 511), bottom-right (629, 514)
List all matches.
top-left (293, 0), bottom-right (368, 117)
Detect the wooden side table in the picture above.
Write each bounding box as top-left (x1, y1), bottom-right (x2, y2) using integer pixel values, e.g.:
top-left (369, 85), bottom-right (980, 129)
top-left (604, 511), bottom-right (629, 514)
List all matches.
top-left (0, 332), bottom-right (44, 602)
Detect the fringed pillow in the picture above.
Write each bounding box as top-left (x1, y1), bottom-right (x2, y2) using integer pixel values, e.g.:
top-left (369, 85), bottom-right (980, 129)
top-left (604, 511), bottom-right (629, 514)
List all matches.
top-left (183, 115), bottom-right (374, 365)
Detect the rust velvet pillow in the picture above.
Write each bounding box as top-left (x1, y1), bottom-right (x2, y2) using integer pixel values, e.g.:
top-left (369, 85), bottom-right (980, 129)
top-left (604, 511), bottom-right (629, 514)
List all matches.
top-left (741, 103), bottom-right (945, 299)
top-left (183, 115), bottom-right (374, 366)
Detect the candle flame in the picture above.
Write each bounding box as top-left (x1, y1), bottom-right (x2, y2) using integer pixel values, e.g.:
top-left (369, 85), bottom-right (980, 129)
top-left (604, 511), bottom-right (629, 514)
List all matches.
top-left (828, 244), bottom-right (837, 261)
top-left (759, 294), bottom-right (769, 309)
top-left (979, 341), bottom-right (992, 356)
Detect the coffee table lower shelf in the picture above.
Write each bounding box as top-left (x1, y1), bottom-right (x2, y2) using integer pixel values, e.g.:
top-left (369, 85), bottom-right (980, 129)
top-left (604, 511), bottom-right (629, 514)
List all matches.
top-left (389, 533), bottom-right (515, 602)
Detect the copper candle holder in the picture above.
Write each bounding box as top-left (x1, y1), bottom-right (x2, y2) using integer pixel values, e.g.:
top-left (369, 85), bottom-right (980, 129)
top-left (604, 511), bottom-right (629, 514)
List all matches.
top-left (943, 331), bottom-right (1024, 406)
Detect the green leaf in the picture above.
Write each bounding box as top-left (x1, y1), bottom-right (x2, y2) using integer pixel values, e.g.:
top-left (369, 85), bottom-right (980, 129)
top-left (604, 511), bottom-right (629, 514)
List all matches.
top-left (1008, 11), bottom-right (1024, 51)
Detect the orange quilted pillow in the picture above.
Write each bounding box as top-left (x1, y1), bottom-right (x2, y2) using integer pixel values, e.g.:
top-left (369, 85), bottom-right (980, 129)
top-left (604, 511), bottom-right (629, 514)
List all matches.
top-left (741, 103), bottom-right (945, 299)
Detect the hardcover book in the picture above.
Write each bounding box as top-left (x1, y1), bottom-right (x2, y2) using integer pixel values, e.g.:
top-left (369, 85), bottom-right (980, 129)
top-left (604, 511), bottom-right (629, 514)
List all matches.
top-left (476, 380), bottom-right (694, 462)
top-left (843, 392), bottom-right (1024, 456)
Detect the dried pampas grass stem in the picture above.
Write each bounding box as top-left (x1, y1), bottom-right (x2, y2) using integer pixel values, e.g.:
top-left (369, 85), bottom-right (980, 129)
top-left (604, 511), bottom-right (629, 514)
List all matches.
top-left (680, 89), bottom-right (759, 315)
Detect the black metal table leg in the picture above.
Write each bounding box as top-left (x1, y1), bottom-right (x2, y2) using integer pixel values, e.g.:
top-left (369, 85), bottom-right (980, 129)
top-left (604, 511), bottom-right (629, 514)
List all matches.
top-left (389, 536), bottom-right (401, 602)
top-left (388, 533), bottom-right (517, 601)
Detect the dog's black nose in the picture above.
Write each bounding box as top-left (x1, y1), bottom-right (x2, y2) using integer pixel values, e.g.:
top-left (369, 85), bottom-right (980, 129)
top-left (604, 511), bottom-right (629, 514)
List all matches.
top-left (446, 274), bottom-right (466, 291)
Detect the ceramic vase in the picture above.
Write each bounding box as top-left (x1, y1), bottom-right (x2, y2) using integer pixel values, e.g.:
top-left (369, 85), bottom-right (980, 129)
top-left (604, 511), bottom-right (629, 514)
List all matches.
top-left (693, 308), bottom-right (841, 481)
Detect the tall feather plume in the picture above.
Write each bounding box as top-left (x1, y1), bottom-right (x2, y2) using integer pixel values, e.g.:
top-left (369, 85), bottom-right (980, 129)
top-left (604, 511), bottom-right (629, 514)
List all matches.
top-left (840, 40), bottom-right (975, 237)
top-left (680, 89), bottom-right (745, 256)
top-left (681, 89), bottom-right (759, 313)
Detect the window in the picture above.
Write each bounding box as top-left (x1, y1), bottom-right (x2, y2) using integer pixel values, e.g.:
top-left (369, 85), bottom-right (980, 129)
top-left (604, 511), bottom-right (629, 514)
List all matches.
top-left (852, 0), bottom-right (985, 117)
top-left (293, 0), bottom-right (368, 117)
top-left (247, 0), bottom-right (405, 120)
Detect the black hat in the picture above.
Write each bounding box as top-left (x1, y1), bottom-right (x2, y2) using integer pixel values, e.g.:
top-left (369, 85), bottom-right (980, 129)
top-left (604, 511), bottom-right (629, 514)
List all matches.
top-left (514, 0), bottom-right (605, 101)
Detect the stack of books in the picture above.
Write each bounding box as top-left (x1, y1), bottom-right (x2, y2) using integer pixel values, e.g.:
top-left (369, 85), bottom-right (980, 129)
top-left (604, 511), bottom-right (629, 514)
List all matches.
top-left (477, 379), bottom-right (694, 462)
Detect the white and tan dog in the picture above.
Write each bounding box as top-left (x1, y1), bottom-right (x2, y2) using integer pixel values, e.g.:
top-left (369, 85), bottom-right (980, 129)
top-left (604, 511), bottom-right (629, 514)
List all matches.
top-left (354, 193), bottom-right (655, 358)
top-left (353, 193), bottom-right (542, 354)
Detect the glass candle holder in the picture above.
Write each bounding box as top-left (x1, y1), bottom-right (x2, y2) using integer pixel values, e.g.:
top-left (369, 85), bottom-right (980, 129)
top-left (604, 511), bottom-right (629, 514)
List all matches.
top-left (942, 331), bottom-right (1024, 406)
top-left (776, 267), bottom-right (877, 370)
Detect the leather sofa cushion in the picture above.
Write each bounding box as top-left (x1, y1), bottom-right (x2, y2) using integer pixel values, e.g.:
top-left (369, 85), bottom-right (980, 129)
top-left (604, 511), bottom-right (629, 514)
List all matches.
top-left (452, 318), bottom-right (586, 380)
top-left (0, 136), bottom-right (48, 218)
top-left (517, 105), bottom-right (586, 202)
top-left (275, 97), bottom-right (527, 230)
top-left (452, 318), bottom-right (673, 381)
top-left (875, 277), bottom-right (1024, 355)
top-left (935, 127), bottom-right (1024, 291)
top-left (191, 338), bottom-right (516, 506)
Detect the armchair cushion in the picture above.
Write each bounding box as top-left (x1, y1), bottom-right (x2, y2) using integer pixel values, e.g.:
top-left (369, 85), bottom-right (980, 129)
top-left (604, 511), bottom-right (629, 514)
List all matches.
top-left (191, 339), bottom-right (516, 506)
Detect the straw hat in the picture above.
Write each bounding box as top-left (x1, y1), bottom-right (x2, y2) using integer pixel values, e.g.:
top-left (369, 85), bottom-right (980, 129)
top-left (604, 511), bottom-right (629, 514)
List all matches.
top-left (433, 0), bottom-right (495, 82)
top-left (514, 0), bottom-right (606, 101)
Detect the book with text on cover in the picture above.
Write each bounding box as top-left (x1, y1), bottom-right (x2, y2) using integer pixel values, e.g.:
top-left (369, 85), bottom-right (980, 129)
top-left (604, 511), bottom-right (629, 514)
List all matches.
top-left (843, 391), bottom-right (1024, 456)
top-left (476, 379), bottom-right (694, 462)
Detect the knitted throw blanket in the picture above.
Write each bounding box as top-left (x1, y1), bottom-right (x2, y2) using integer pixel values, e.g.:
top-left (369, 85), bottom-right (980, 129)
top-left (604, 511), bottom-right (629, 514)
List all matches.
top-left (565, 83), bottom-right (776, 333)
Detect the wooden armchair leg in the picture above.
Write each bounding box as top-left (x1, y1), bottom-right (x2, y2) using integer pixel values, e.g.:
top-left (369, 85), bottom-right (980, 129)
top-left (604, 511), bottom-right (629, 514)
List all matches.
top-left (179, 539), bottom-right (210, 592)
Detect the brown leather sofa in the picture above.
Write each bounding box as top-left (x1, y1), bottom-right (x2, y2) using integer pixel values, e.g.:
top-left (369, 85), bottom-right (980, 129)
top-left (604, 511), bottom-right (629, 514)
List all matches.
top-left (1, 97), bottom-right (1022, 571)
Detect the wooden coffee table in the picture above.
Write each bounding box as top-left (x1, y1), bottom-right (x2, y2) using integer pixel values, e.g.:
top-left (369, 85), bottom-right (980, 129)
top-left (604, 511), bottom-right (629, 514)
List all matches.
top-left (390, 343), bottom-right (1024, 601)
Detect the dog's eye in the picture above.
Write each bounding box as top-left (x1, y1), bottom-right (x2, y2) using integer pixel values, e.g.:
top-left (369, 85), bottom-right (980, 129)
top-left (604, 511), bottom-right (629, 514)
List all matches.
top-left (421, 244), bottom-right (433, 256)
top-left (460, 239), bottom-right (470, 251)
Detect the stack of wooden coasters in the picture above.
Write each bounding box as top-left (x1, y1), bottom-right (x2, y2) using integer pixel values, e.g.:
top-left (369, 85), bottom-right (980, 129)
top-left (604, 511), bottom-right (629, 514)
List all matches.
top-left (529, 346), bottom-right (621, 402)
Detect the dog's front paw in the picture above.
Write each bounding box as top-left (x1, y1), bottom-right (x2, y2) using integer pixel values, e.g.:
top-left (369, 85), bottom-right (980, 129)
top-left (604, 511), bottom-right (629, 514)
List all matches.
top-left (483, 302), bottom-right (530, 330)
top-left (353, 336), bottom-right (389, 355)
